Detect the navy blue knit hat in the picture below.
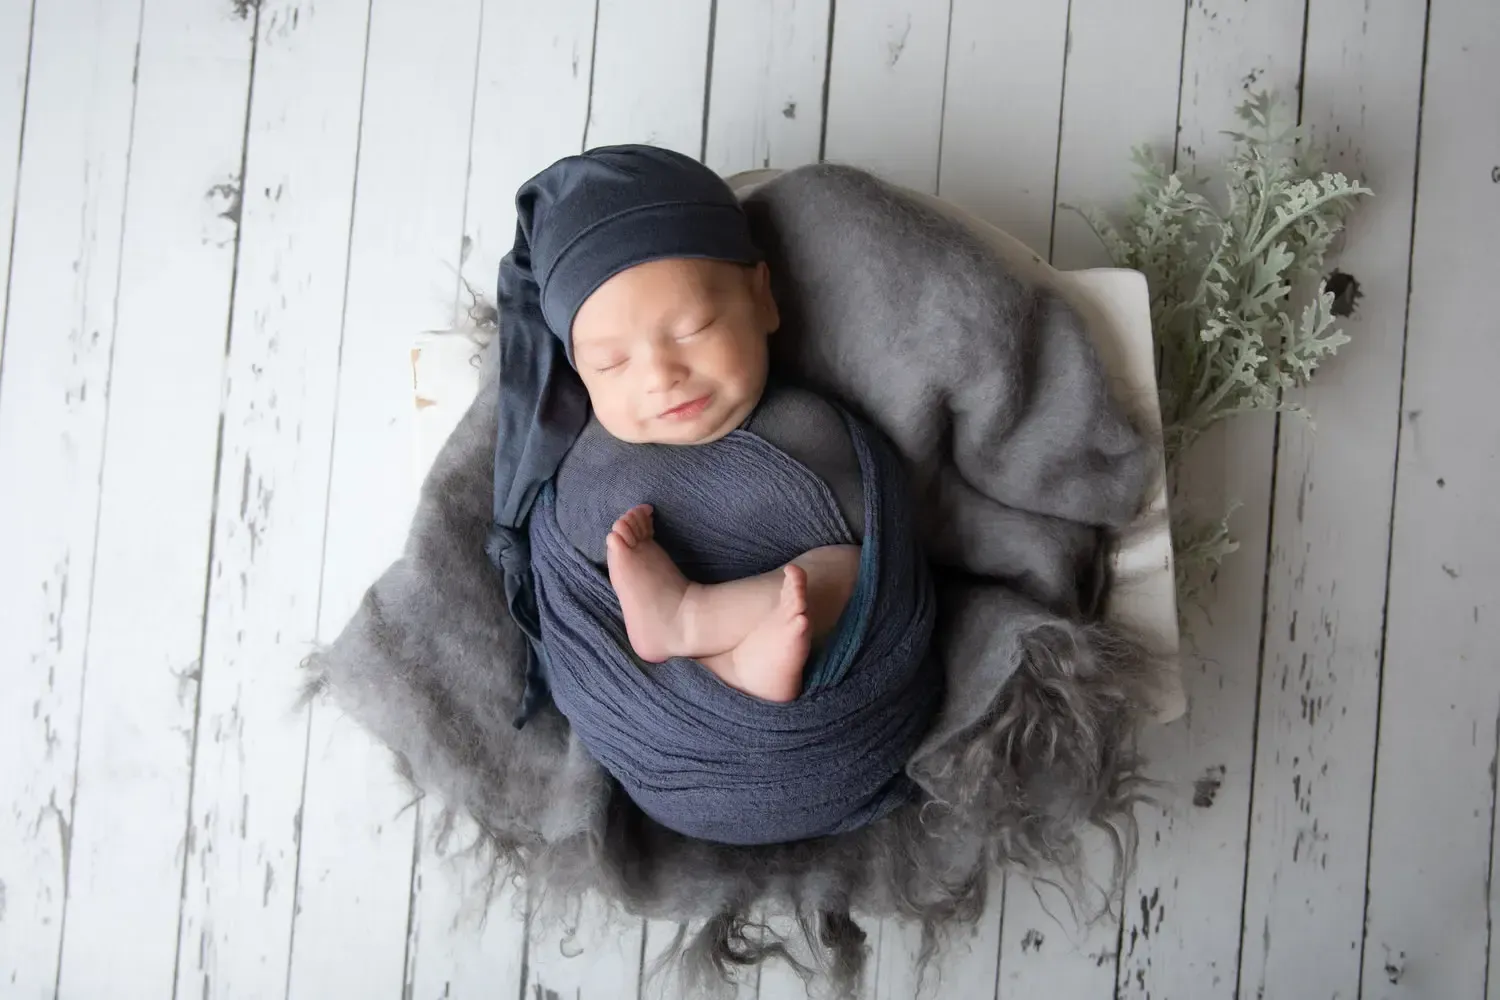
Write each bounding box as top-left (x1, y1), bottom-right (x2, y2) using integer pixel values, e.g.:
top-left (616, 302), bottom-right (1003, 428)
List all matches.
top-left (486, 144), bottom-right (762, 724)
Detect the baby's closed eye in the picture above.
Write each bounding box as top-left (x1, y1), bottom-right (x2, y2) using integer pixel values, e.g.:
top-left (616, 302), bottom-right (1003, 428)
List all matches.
top-left (674, 315), bottom-right (718, 342)
top-left (586, 353), bottom-right (628, 373)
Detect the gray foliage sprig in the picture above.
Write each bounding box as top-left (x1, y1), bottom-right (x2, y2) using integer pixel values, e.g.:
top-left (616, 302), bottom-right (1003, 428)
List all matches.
top-left (1068, 92), bottom-right (1372, 606)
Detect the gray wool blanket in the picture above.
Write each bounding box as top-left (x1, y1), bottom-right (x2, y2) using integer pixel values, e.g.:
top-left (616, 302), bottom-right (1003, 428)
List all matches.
top-left (310, 163), bottom-right (1162, 995)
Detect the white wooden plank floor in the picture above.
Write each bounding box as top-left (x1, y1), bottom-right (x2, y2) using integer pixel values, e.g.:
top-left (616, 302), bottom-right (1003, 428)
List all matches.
top-left (1, 2), bottom-right (1496, 998)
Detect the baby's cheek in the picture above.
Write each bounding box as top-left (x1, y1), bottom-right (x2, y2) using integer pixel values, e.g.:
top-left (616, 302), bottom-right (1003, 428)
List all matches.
top-left (737, 340), bottom-right (771, 393)
top-left (720, 337), bottom-right (763, 389)
top-left (583, 385), bottom-right (630, 439)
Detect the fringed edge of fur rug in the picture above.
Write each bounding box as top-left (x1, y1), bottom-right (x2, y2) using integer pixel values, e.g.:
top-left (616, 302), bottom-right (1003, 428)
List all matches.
top-left (305, 613), bottom-right (1160, 998)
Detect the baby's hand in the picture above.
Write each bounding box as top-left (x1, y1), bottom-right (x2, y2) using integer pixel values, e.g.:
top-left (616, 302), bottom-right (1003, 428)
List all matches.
top-left (608, 504), bottom-right (655, 549)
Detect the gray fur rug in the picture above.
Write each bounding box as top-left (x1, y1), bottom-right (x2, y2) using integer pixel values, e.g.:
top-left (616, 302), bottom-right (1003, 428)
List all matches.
top-left (308, 164), bottom-right (1166, 996)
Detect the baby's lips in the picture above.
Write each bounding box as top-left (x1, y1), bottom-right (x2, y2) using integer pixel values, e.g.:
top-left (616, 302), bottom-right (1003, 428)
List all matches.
top-left (659, 394), bottom-right (711, 419)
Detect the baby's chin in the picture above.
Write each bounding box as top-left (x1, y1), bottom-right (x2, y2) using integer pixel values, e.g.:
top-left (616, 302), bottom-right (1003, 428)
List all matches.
top-left (602, 395), bottom-right (756, 446)
top-left (640, 422), bottom-right (738, 446)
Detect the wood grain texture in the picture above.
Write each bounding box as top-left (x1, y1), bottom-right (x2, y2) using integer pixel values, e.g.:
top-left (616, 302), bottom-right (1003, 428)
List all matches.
top-left (455, 0), bottom-right (596, 297)
top-left (676, 13), bottom-right (840, 986)
top-left (405, 819), bottom-right (528, 1000)
top-left (583, 0), bottom-right (713, 156)
top-left (526, 899), bottom-right (646, 1000)
top-left (171, 1), bottom-right (371, 997)
top-left (639, 918), bottom-right (757, 1000)
top-left (874, 880), bottom-right (1002, 1000)
top-left (936, 0), bottom-right (1068, 256)
top-left (53, 3), bottom-right (253, 996)
top-left (522, 5), bottom-right (712, 996)
top-left (929, 4), bottom-right (1089, 995)
top-left (0, 1), bottom-right (142, 994)
top-left (1050, 0), bottom-right (1186, 271)
top-left (1364, 4), bottom-right (1500, 998)
top-left (990, 6), bottom-right (1186, 994)
top-left (817, 2), bottom-right (996, 995)
top-left (741, 914), bottom-right (814, 999)
top-left (1115, 1), bottom-right (1310, 996)
top-left (2, 4), bottom-right (1495, 998)
top-left (0, 0), bottom-right (33, 367)
top-left (823, 0), bottom-right (952, 193)
top-left (1238, 3), bottom-right (1428, 997)
top-left (400, 4), bottom-right (597, 996)
top-left (289, 0), bottom-right (485, 996)
top-left (996, 844), bottom-right (1120, 999)
top-left (703, 0), bottom-right (831, 175)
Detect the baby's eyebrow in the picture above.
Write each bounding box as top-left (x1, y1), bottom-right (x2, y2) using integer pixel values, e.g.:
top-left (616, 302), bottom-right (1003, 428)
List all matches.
top-left (571, 333), bottom-right (622, 350)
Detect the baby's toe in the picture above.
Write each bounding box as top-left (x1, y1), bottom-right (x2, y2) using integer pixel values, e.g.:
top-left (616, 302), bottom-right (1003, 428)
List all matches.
top-left (782, 565), bottom-right (809, 611)
top-left (608, 518), bottom-right (639, 548)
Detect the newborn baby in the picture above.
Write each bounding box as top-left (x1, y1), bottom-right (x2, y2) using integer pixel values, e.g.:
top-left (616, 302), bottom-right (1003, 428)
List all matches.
top-left (490, 143), bottom-right (939, 841)
top-left (489, 140), bottom-right (906, 732)
top-left (569, 257), bottom-right (859, 702)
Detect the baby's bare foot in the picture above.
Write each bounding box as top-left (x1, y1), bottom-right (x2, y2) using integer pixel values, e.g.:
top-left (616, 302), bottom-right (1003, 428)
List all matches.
top-left (606, 504), bottom-right (691, 663)
top-left (725, 565), bottom-right (811, 702)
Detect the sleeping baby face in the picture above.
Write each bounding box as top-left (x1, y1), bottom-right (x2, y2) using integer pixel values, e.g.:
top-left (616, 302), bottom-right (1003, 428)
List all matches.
top-left (571, 258), bottom-right (780, 446)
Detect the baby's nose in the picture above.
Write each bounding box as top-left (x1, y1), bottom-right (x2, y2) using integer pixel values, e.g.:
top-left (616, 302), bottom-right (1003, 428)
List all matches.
top-left (643, 352), bottom-right (688, 390)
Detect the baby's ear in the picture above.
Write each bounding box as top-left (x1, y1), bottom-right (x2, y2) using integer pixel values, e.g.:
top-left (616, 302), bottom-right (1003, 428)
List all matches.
top-left (750, 261), bottom-right (780, 334)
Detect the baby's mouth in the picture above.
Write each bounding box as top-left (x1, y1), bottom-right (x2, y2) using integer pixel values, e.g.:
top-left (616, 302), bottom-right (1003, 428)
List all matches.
top-left (659, 395), bottom-right (712, 420)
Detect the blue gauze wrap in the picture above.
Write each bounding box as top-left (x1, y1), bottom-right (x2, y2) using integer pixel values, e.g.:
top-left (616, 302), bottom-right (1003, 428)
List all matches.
top-left (528, 405), bottom-right (941, 845)
top-left (486, 145), bottom-right (762, 725)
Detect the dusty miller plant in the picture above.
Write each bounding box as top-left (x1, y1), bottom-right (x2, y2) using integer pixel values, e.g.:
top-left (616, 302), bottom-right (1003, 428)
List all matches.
top-left (1069, 91), bottom-right (1371, 609)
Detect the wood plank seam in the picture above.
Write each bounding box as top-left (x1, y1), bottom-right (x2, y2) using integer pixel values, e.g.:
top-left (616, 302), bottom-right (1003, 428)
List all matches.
top-left (1111, 2), bottom-right (1310, 994)
top-left (1017, 2), bottom-right (1192, 991)
top-left (1485, 712), bottom-right (1500, 999)
top-left (1355, 0), bottom-right (1500, 982)
top-left (1229, 6), bottom-right (1316, 991)
top-left (1354, 3), bottom-right (1431, 996)
top-left (698, 0), bottom-right (717, 163)
top-left (277, 1), bottom-right (377, 993)
top-left (581, 0), bottom-right (601, 152)
top-left (986, 0), bottom-right (1084, 990)
top-left (47, 1), bottom-right (148, 993)
top-left (635, 908), bottom-right (650, 1000)
top-left (162, 5), bottom-right (264, 999)
top-left (516, 892), bottom-right (534, 1000)
top-left (1233, 4), bottom-right (1430, 995)
top-left (398, 806), bottom-right (424, 1000)
top-left (1166, 1), bottom-right (1191, 176)
top-left (394, 3), bottom-right (492, 991)
top-left (0, 0), bottom-right (36, 381)
top-left (815, 0), bottom-right (836, 162)
top-left (1096, 0), bottom-right (1158, 986)
top-left (1041, 0), bottom-right (1073, 266)
top-left (1028, 0), bottom-right (1189, 993)
top-left (1197, 5), bottom-right (1311, 993)
top-left (990, 874), bottom-right (1007, 1000)
top-left (929, 0), bottom-right (955, 201)
top-left (422, 4), bottom-right (608, 995)
top-left (290, 0), bottom-right (491, 986)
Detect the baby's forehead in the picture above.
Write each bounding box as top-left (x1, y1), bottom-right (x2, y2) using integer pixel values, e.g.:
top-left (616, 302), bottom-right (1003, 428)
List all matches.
top-left (574, 258), bottom-right (744, 333)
